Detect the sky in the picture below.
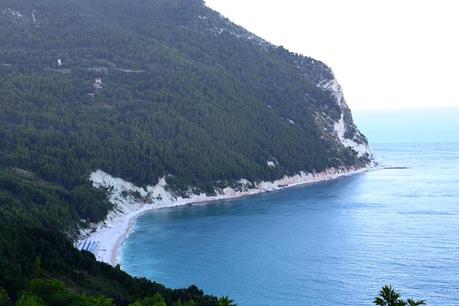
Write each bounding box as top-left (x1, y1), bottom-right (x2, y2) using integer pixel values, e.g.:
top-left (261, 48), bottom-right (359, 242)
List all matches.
top-left (204, 0), bottom-right (459, 111)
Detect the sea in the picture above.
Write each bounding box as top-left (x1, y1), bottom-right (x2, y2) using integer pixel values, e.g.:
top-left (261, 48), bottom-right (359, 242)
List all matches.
top-left (120, 110), bottom-right (459, 305)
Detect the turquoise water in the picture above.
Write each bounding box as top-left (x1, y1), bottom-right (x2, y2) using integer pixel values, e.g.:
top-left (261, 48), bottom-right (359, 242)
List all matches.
top-left (121, 143), bottom-right (459, 305)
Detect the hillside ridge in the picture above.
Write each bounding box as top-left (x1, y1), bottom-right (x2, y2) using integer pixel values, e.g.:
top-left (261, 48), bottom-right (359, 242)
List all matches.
top-left (0, 1), bottom-right (373, 304)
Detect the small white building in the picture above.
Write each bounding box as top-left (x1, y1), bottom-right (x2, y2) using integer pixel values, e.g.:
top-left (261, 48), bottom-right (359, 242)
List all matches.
top-left (57, 59), bottom-right (62, 66)
top-left (94, 78), bottom-right (103, 89)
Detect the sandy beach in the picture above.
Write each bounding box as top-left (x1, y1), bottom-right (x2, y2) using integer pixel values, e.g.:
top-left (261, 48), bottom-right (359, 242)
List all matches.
top-left (77, 166), bottom-right (371, 266)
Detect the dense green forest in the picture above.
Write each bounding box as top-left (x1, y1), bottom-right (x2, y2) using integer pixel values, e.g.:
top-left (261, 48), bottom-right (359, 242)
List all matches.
top-left (0, 0), bottom-right (372, 304)
top-left (0, 225), bottom-right (227, 306)
top-left (0, 170), bottom-right (225, 305)
top-left (0, 0), bottom-right (369, 193)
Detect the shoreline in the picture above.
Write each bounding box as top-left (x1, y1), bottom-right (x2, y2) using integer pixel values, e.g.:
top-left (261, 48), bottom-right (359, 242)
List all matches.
top-left (77, 166), bottom-right (372, 266)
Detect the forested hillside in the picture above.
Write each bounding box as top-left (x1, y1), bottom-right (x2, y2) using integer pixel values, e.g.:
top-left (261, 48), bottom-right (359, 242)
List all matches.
top-left (0, 0), bottom-right (372, 304)
top-left (0, 0), bottom-right (370, 193)
top-left (0, 226), bottom-right (222, 306)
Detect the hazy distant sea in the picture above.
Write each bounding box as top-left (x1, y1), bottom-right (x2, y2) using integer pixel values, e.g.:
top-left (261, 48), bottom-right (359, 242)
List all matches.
top-left (120, 141), bottom-right (459, 305)
top-left (353, 108), bottom-right (459, 143)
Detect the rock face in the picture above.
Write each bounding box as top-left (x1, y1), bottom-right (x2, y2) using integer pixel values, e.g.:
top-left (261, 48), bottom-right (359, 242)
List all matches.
top-left (317, 76), bottom-right (373, 160)
top-left (0, 0), bottom-right (373, 194)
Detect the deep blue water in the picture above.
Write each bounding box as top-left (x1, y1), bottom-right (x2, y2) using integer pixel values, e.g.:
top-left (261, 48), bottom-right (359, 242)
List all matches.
top-left (121, 143), bottom-right (459, 305)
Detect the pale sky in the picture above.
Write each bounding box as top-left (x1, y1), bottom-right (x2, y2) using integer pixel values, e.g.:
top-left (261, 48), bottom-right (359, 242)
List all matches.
top-left (205, 0), bottom-right (459, 111)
